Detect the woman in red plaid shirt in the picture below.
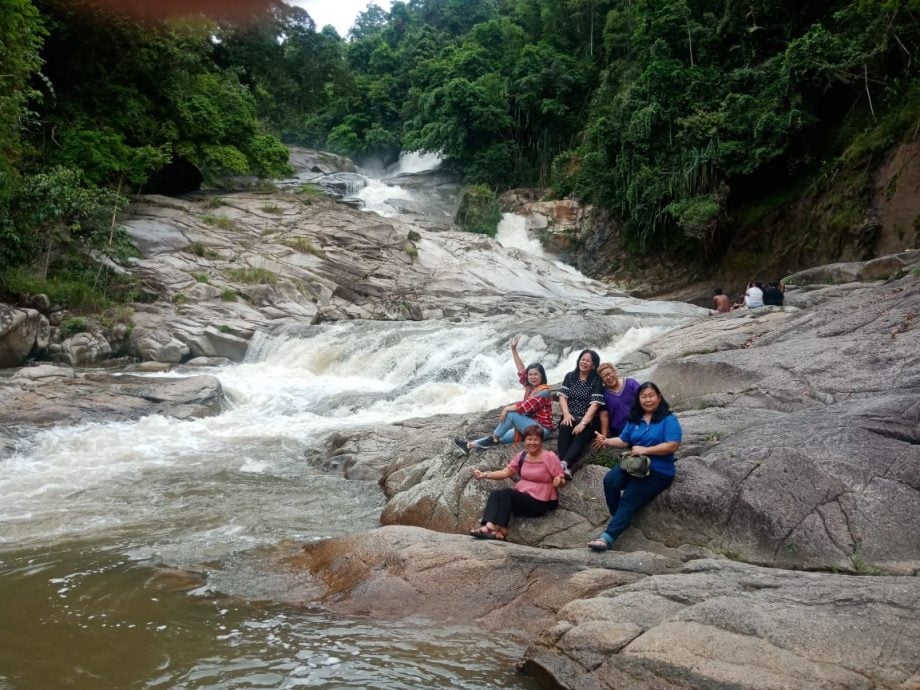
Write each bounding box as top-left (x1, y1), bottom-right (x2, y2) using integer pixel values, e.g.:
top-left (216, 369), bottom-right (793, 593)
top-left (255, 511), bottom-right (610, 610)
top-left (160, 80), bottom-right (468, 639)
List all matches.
top-left (455, 336), bottom-right (553, 455)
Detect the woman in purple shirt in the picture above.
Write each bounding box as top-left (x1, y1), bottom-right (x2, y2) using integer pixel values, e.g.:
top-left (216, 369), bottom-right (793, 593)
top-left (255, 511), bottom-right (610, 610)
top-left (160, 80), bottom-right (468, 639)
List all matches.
top-left (593, 362), bottom-right (639, 442)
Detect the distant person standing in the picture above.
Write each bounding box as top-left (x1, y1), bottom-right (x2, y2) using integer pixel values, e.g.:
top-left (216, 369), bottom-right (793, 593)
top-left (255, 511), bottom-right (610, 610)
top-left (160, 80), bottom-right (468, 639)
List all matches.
top-left (712, 288), bottom-right (731, 313)
top-left (762, 281), bottom-right (784, 306)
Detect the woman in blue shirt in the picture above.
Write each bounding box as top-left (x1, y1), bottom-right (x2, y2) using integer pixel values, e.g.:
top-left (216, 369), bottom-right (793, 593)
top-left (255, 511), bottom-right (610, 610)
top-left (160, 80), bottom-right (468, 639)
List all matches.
top-left (588, 382), bottom-right (682, 551)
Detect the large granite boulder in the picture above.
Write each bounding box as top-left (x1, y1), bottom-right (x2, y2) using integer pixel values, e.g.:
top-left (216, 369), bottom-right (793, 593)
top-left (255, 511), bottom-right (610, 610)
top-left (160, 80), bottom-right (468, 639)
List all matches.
top-left (131, 327), bottom-right (190, 363)
top-left (0, 305), bottom-right (48, 368)
top-left (628, 275), bottom-right (920, 573)
top-left (523, 557), bottom-right (920, 690)
top-left (289, 525), bottom-right (680, 630)
top-left (59, 332), bottom-right (113, 366)
top-left (288, 147), bottom-right (356, 176)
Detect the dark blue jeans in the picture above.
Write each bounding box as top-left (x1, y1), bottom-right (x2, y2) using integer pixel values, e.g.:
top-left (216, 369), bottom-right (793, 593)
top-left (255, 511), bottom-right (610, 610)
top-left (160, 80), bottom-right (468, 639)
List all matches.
top-left (600, 466), bottom-right (673, 545)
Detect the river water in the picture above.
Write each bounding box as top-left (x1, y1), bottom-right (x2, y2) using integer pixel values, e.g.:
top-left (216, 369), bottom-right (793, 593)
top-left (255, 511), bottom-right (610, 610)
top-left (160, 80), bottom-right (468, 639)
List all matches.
top-left (0, 158), bottom-right (693, 689)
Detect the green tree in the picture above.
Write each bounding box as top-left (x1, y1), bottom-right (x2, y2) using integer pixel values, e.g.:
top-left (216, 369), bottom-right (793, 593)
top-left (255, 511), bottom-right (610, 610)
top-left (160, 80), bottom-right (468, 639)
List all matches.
top-left (0, 0), bottom-right (46, 261)
top-left (214, 1), bottom-right (351, 144)
top-left (32, 0), bottom-right (292, 186)
top-left (556, 0), bottom-right (919, 252)
top-left (8, 166), bottom-right (127, 279)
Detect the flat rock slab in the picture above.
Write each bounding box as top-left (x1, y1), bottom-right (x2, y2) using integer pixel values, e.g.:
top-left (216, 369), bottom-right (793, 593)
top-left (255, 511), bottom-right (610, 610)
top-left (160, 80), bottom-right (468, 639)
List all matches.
top-left (0, 368), bottom-right (224, 427)
top-left (288, 525), bottom-right (681, 635)
top-left (287, 527), bottom-right (920, 690)
top-left (524, 558), bottom-right (920, 690)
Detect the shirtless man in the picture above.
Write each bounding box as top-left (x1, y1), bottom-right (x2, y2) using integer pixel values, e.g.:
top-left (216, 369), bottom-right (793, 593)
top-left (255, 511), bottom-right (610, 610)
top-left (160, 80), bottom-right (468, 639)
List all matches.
top-left (712, 288), bottom-right (731, 313)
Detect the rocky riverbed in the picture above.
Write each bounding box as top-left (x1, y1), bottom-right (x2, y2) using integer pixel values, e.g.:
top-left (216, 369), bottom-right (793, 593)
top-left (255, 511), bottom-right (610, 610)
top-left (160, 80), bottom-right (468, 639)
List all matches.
top-left (2, 150), bottom-right (919, 689)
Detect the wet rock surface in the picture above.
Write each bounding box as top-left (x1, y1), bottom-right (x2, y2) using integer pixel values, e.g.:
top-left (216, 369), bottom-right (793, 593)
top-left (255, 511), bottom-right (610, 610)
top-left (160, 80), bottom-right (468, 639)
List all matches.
top-left (292, 270), bottom-right (919, 686)
top-left (0, 306), bottom-right (49, 368)
top-left (0, 366), bottom-right (223, 427)
top-left (110, 177), bottom-right (702, 364)
top-left (289, 526), bottom-right (920, 690)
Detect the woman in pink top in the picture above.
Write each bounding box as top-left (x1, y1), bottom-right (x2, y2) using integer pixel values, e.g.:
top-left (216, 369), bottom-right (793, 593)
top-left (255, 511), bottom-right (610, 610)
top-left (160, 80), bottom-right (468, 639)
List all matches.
top-left (468, 425), bottom-right (566, 541)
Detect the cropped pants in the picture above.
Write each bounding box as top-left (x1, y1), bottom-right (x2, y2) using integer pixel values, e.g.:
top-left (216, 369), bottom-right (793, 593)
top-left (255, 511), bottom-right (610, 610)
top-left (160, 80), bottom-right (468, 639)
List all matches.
top-left (480, 488), bottom-right (558, 528)
top-left (473, 412), bottom-right (551, 447)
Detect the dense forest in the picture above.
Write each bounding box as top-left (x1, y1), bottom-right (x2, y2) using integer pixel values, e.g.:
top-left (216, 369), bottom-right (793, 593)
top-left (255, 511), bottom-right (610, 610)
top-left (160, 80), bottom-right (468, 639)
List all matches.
top-left (1, 0), bottom-right (918, 308)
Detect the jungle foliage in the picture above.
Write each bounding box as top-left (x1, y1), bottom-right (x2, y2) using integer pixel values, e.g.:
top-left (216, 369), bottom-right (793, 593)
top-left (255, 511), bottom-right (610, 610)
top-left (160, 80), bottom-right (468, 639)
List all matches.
top-left (1, 0), bottom-right (919, 306)
top-left (331, 0), bottom-right (919, 252)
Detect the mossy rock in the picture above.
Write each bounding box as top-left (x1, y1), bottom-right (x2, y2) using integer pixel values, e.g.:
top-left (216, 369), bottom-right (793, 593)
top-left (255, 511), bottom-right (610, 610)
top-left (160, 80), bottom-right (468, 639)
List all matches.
top-left (455, 185), bottom-right (501, 237)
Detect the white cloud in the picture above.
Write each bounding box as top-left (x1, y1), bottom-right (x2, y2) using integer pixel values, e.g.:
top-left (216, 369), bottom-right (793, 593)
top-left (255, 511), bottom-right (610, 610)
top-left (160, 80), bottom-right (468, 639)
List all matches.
top-left (289, 0), bottom-right (393, 37)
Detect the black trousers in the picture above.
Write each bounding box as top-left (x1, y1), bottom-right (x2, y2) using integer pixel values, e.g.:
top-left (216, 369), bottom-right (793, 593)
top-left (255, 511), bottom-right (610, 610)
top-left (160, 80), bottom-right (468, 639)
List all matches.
top-left (556, 416), bottom-right (600, 472)
top-left (480, 488), bottom-right (558, 528)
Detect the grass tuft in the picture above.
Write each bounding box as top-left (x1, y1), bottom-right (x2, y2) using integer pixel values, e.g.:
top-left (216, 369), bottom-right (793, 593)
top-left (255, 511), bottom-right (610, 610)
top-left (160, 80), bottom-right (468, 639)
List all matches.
top-left (226, 267), bottom-right (277, 284)
top-left (282, 237), bottom-right (325, 258)
top-left (201, 214), bottom-right (235, 230)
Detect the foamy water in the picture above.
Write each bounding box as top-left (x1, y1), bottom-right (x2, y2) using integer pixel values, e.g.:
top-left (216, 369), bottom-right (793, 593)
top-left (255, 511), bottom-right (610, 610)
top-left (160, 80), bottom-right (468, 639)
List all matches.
top-left (355, 150), bottom-right (443, 216)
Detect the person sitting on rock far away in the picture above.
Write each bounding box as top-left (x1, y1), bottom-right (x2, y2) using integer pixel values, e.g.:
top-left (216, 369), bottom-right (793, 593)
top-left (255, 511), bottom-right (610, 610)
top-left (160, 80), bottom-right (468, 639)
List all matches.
top-left (557, 349), bottom-right (604, 479)
top-left (712, 288), bottom-right (731, 313)
top-left (732, 281), bottom-right (764, 310)
top-left (745, 281), bottom-right (764, 308)
top-left (588, 382), bottom-right (682, 551)
top-left (454, 336), bottom-right (553, 455)
top-left (762, 280), bottom-right (784, 306)
top-left (469, 424), bottom-right (565, 541)
top-left (592, 362), bottom-right (639, 446)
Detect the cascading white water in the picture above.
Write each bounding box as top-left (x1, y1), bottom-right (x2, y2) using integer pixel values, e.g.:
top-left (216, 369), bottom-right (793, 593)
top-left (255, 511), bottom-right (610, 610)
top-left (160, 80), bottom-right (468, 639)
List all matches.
top-left (389, 150), bottom-right (442, 174)
top-left (496, 213), bottom-right (589, 277)
top-left (495, 213), bottom-right (545, 255)
top-left (354, 178), bottom-right (415, 217)
top-left (355, 150), bottom-right (443, 216)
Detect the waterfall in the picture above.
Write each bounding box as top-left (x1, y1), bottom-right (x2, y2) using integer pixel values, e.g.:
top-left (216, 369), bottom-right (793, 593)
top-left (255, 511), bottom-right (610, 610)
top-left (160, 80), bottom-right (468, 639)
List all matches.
top-left (389, 150), bottom-right (442, 174)
top-left (355, 150), bottom-right (445, 217)
top-left (354, 178), bottom-right (415, 217)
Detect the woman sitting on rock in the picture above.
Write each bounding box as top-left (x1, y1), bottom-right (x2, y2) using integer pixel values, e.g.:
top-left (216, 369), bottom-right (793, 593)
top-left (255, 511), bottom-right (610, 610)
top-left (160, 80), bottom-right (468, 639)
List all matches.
top-left (454, 336), bottom-right (553, 455)
top-left (557, 349), bottom-right (604, 477)
top-left (593, 362), bottom-right (639, 443)
top-left (469, 424), bottom-right (565, 540)
top-left (588, 382), bottom-right (682, 551)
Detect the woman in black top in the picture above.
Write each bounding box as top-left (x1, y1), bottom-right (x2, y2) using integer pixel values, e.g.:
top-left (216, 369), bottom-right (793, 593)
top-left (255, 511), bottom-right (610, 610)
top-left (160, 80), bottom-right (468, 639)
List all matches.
top-left (557, 349), bottom-right (604, 477)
